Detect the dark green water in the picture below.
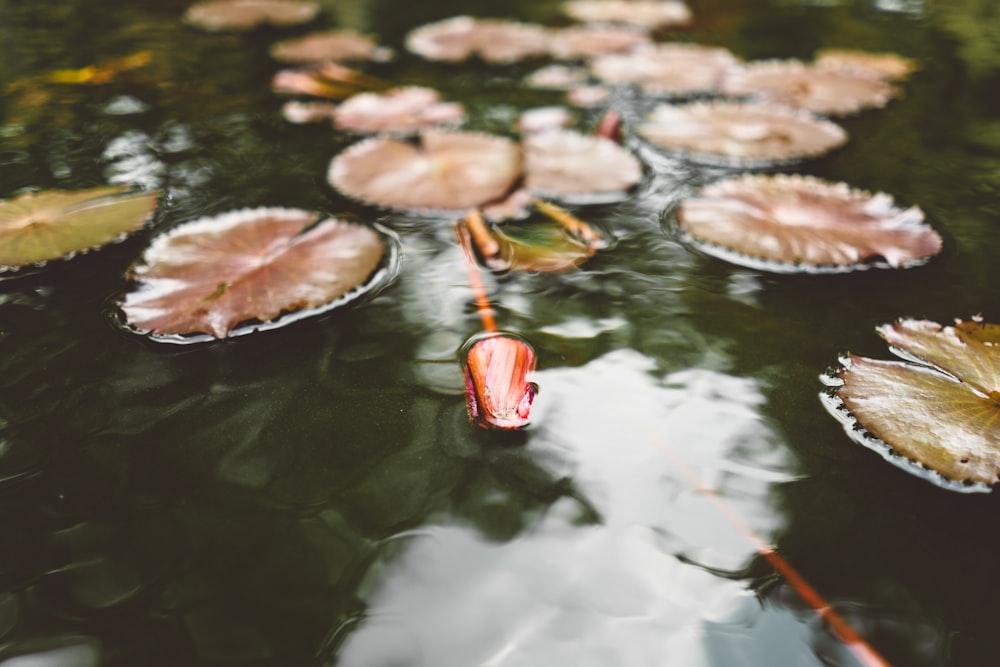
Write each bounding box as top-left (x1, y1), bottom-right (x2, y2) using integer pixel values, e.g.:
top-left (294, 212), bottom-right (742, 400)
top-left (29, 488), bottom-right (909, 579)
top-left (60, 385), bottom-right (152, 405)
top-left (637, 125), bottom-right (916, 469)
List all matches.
top-left (1, 0), bottom-right (999, 665)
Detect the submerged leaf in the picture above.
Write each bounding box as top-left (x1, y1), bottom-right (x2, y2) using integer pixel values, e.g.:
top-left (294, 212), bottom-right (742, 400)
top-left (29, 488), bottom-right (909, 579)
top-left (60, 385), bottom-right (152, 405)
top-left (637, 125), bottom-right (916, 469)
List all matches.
top-left (674, 173), bottom-right (941, 272)
top-left (328, 131), bottom-right (522, 214)
top-left (405, 15), bottom-right (550, 63)
top-left (462, 332), bottom-right (538, 429)
top-left (120, 208), bottom-right (387, 341)
top-left (183, 0), bottom-right (319, 31)
top-left (0, 186), bottom-right (159, 272)
top-left (822, 318), bottom-right (1000, 492)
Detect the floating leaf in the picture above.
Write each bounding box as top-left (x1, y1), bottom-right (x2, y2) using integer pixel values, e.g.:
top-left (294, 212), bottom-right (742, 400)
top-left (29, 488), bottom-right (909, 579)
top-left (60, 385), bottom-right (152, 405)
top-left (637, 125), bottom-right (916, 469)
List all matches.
top-left (821, 317), bottom-right (1000, 492)
top-left (814, 49), bottom-right (918, 81)
top-left (524, 65), bottom-right (591, 90)
top-left (562, 0), bottom-right (692, 28)
top-left (516, 107), bottom-right (575, 135)
top-left (523, 130), bottom-right (642, 204)
top-left (405, 16), bottom-right (550, 63)
top-left (674, 173), bottom-right (940, 272)
top-left (272, 63), bottom-right (387, 99)
top-left (120, 208), bottom-right (389, 341)
top-left (0, 186), bottom-right (159, 273)
top-left (589, 44), bottom-right (738, 97)
top-left (269, 29), bottom-right (392, 64)
top-left (183, 0), bottom-right (319, 31)
top-left (328, 131), bottom-right (522, 214)
top-left (721, 60), bottom-right (898, 116)
top-left (462, 332), bottom-right (538, 429)
top-left (549, 24), bottom-right (652, 59)
top-left (332, 87), bottom-right (465, 135)
top-left (636, 101), bottom-right (847, 168)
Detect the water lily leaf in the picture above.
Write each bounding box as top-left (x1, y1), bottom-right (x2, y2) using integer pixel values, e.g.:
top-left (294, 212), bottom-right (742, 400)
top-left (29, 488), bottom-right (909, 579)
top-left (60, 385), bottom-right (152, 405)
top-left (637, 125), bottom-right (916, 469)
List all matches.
top-left (405, 16), bottom-right (550, 63)
top-left (590, 44), bottom-right (738, 97)
top-left (549, 25), bottom-right (652, 59)
top-left (120, 208), bottom-right (388, 341)
top-left (328, 131), bottom-right (522, 214)
top-left (270, 29), bottom-right (393, 64)
top-left (637, 101), bottom-right (847, 168)
top-left (516, 107), bottom-right (575, 135)
top-left (822, 317), bottom-right (1000, 492)
top-left (183, 0), bottom-right (319, 31)
top-left (674, 173), bottom-right (941, 273)
top-left (523, 130), bottom-right (643, 204)
top-left (0, 186), bottom-right (159, 273)
top-left (562, 0), bottom-right (692, 29)
top-left (814, 49), bottom-right (918, 81)
top-left (524, 65), bottom-right (591, 90)
top-left (332, 87), bottom-right (465, 135)
top-left (721, 60), bottom-right (898, 116)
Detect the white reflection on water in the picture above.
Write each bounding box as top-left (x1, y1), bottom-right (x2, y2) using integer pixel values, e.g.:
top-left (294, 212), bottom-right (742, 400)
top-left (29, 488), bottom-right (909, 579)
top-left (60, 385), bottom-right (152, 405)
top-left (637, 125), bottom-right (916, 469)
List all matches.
top-left (338, 350), bottom-right (816, 666)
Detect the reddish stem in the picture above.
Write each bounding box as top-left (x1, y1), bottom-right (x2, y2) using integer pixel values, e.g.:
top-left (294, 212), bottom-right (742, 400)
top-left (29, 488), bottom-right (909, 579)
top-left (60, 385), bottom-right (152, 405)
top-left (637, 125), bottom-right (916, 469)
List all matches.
top-left (455, 214), bottom-right (498, 333)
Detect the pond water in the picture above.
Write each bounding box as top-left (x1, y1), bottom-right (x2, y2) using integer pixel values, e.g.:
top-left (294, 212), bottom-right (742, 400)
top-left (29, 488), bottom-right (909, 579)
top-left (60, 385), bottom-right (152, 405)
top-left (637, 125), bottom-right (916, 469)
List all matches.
top-left (1, 0), bottom-right (999, 665)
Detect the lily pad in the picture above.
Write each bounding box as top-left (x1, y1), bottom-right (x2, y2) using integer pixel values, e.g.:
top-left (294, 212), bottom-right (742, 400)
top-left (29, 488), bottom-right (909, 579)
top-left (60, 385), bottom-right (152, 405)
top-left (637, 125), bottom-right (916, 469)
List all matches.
top-left (120, 208), bottom-right (391, 342)
top-left (721, 60), bottom-right (899, 116)
top-left (524, 65), bottom-right (591, 90)
top-left (523, 130), bottom-right (643, 204)
top-left (562, 0), bottom-right (692, 29)
top-left (328, 131), bottom-right (522, 214)
top-left (332, 87), bottom-right (465, 135)
top-left (269, 29), bottom-right (392, 64)
top-left (673, 173), bottom-right (940, 272)
top-left (814, 49), bottom-right (918, 80)
top-left (183, 0), bottom-right (320, 31)
top-left (0, 185), bottom-right (159, 273)
top-left (405, 16), bottom-right (550, 63)
top-left (549, 24), bottom-right (652, 59)
top-left (821, 317), bottom-right (1000, 492)
top-left (636, 101), bottom-right (848, 168)
top-left (589, 44), bottom-right (739, 97)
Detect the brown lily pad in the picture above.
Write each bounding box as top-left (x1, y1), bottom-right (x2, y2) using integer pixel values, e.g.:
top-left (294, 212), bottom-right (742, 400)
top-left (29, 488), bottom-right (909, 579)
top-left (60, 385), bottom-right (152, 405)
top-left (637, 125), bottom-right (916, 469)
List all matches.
top-left (405, 15), bottom-right (550, 63)
top-left (636, 101), bottom-right (848, 168)
top-left (721, 59), bottom-right (899, 116)
top-left (183, 0), bottom-right (319, 31)
top-left (815, 49), bottom-right (918, 80)
top-left (674, 173), bottom-right (941, 272)
top-left (589, 43), bottom-right (739, 97)
top-left (269, 29), bottom-right (392, 64)
top-left (332, 87), bottom-right (465, 135)
top-left (549, 24), bottom-right (652, 59)
top-left (821, 317), bottom-right (1000, 492)
top-left (120, 208), bottom-right (391, 342)
top-left (0, 185), bottom-right (159, 273)
top-left (328, 131), bottom-right (522, 214)
top-left (562, 0), bottom-right (693, 28)
top-left (523, 130), bottom-right (643, 203)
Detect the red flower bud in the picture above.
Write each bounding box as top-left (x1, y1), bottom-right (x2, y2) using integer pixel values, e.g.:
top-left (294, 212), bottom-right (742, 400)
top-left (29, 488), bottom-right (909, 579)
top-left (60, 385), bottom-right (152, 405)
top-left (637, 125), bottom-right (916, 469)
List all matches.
top-left (462, 333), bottom-right (538, 429)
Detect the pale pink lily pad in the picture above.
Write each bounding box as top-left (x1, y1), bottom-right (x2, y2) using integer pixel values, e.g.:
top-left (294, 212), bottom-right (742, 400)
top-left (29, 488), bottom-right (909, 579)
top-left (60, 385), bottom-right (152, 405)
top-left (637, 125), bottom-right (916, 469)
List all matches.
top-left (516, 107), bottom-right (575, 135)
top-left (328, 131), bottom-right (522, 214)
top-left (565, 85), bottom-right (611, 107)
top-left (562, 0), bottom-right (692, 28)
top-left (332, 87), bottom-right (465, 135)
top-left (525, 65), bottom-right (590, 90)
top-left (721, 60), bottom-right (899, 116)
top-left (269, 29), bottom-right (393, 64)
top-left (405, 16), bottom-right (550, 63)
top-left (524, 130), bottom-right (642, 203)
top-left (281, 100), bottom-right (338, 123)
top-left (815, 49), bottom-right (918, 80)
top-left (183, 0), bottom-right (319, 31)
top-left (637, 101), bottom-right (847, 167)
top-left (549, 24), bottom-right (652, 59)
top-left (821, 317), bottom-right (1000, 492)
top-left (120, 208), bottom-right (389, 341)
top-left (675, 173), bottom-right (941, 272)
top-left (590, 43), bottom-right (739, 97)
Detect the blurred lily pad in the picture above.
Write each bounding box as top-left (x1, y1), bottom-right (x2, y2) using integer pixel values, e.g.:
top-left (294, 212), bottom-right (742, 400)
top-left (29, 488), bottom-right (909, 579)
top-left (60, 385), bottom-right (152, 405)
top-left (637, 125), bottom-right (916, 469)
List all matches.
top-left (523, 130), bottom-right (643, 204)
top-left (562, 0), bottom-right (692, 28)
top-left (405, 16), bottom-right (550, 63)
top-left (270, 29), bottom-right (393, 64)
top-left (822, 317), bottom-right (1000, 492)
top-left (183, 0), bottom-right (319, 31)
top-left (0, 186), bottom-right (159, 274)
top-left (120, 208), bottom-right (391, 342)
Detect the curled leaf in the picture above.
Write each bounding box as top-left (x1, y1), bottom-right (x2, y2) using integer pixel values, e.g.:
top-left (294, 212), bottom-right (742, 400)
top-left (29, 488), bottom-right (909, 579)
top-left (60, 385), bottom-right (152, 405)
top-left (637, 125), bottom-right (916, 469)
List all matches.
top-left (120, 208), bottom-right (390, 341)
top-left (822, 317), bottom-right (1000, 492)
top-left (462, 332), bottom-right (538, 429)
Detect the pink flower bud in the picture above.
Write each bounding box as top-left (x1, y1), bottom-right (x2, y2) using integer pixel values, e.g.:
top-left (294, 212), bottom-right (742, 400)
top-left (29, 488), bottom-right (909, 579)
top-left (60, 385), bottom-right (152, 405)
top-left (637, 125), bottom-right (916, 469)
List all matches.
top-left (462, 333), bottom-right (538, 429)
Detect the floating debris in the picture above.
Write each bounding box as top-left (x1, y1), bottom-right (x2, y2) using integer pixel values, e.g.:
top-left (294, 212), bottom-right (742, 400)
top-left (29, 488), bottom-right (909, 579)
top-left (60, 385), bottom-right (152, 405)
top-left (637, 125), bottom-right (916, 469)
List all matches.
top-left (674, 173), bottom-right (941, 272)
top-left (269, 29), bottom-right (393, 64)
top-left (405, 15), bottom-right (550, 63)
top-left (589, 43), bottom-right (739, 97)
top-left (183, 0), bottom-right (320, 31)
top-left (636, 100), bottom-right (848, 167)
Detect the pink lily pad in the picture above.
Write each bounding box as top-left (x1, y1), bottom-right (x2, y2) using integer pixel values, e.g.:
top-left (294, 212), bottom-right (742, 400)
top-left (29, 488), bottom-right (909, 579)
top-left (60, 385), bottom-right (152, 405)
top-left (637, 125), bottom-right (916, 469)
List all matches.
top-left (589, 43), bottom-right (739, 97)
top-left (721, 59), bottom-right (899, 116)
top-left (515, 107), bottom-right (575, 135)
top-left (636, 100), bottom-right (848, 167)
top-left (269, 29), bottom-right (393, 64)
top-left (405, 16), bottom-right (550, 63)
top-left (332, 87), bottom-right (465, 135)
top-left (821, 317), bottom-right (1000, 492)
top-left (120, 208), bottom-right (391, 342)
top-left (183, 0), bottom-right (319, 31)
top-left (523, 130), bottom-right (643, 203)
top-left (674, 173), bottom-right (941, 272)
top-left (524, 65), bottom-right (591, 90)
top-left (562, 0), bottom-right (693, 29)
top-left (328, 130), bottom-right (522, 214)
top-left (549, 24), bottom-right (652, 59)
top-left (814, 49), bottom-right (918, 81)
top-left (0, 185), bottom-right (159, 273)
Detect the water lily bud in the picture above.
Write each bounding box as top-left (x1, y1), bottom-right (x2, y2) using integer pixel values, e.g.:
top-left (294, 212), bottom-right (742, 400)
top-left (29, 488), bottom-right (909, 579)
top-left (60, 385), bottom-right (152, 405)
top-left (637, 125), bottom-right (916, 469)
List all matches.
top-left (461, 333), bottom-right (538, 429)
